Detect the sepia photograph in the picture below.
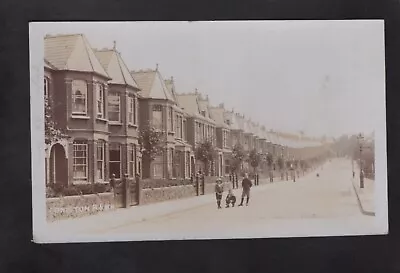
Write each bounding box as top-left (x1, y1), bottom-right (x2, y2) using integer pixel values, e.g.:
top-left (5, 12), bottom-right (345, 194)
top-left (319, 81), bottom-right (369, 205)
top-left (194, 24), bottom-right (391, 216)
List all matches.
top-left (30, 20), bottom-right (387, 243)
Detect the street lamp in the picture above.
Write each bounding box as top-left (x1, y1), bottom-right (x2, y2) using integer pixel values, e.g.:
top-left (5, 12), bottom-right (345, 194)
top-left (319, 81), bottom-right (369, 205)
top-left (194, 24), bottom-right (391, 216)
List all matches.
top-left (357, 133), bottom-right (364, 189)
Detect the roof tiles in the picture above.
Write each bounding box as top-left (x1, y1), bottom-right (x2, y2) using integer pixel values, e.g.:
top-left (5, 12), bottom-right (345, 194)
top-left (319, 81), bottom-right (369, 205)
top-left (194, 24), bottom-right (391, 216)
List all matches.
top-left (95, 49), bottom-right (139, 89)
top-left (44, 34), bottom-right (109, 78)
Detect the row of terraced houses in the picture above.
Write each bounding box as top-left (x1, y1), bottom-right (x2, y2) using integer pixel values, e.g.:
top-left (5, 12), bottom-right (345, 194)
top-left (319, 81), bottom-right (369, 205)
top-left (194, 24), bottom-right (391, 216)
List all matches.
top-left (44, 33), bottom-right (329, 186)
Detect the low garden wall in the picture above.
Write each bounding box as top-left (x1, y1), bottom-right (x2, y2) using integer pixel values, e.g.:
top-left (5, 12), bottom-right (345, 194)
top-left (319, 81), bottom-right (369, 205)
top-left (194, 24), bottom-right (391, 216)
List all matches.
top-left (46, 176), bottom-right (235, 221)
top-left (46, 192), bottom-right (115, 221)
top-left (141, 184), bottom-right (197, 205)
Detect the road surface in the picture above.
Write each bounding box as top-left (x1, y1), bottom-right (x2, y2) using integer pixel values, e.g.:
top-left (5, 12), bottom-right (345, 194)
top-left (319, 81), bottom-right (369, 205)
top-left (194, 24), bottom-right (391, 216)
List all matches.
top-left (70, 158), bottom-right (378, 240)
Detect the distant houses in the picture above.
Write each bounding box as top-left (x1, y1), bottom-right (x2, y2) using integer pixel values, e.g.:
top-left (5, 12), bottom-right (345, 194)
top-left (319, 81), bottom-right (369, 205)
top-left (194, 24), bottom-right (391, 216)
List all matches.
top-left (44, 33), bottom-right (328, 186)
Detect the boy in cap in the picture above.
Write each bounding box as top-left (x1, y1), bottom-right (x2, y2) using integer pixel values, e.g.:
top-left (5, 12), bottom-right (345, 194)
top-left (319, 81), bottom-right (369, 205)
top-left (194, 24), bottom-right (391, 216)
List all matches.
top-left (215, 177), bottom-right (224, 209)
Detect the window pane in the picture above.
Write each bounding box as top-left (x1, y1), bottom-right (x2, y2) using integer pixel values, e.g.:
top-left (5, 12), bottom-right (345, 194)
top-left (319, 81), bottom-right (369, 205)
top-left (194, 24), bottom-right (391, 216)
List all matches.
top-left (110, 150), bottom-right (120, 162)
top-left (72, 80), bottom-right (87, 114)
top-left (108, 93), bottom-right (120, 121)
top-left (110, 162), bottom-right (121, 179)
top-left (152, 108), bottom-right (162, 129)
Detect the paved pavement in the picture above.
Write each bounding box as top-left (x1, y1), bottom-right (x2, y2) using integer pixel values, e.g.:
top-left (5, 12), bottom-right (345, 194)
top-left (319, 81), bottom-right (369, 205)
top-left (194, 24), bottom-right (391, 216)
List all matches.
top-left (42, 158), bottom-right (383, 243)
top-left (352, 170), bottom-right (375, 216)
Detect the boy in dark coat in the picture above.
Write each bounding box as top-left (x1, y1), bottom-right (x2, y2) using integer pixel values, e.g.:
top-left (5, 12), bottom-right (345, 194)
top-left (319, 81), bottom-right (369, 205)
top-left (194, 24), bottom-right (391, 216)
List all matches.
top-left (215, 178), bottom-right (224, 209)
top-left (238, 173), bottom-right (252, 206)
top-left (225, 189), bottom-right (236, 208)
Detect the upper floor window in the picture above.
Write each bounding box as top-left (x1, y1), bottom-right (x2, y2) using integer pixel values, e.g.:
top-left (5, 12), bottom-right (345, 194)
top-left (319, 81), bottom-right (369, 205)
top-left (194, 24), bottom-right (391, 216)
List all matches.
top-left (108, 92), bottom-right (121, 122)
top-left (44, 77), bottom-right (49, 99)
top-left (168, 107), bottom-right (173, 131)
top-left (183, 119), bottom-right (187, 140)
top-left (96, 83), bottom-right (105, 119)
top-left (201, 110), bottom-right (206, 117)
top-left (196, 122), bottom-right (201, 142)
top-left (152, 104), bottom-right (163, 129)
top-left (176, 115), bottom-right (182, 139)
top-left (223, 131), bottom-right (227, 148)
top-left (72, 80), bottom-right (88, 115)
top-left (128, 96), bottom-right (135, 125)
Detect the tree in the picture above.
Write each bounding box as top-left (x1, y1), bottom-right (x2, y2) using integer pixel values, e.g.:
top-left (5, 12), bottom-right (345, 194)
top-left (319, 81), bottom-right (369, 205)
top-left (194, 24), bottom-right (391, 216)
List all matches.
top-left (195, 138), bottom-right (217, 176)
top-left (45, 97), bottom-right (66, 145)
top-left (277, 156), bottom-right (284, 170)
top-left (286, 160), bottom-right (292, 169)
top-left (231, 143), bottom-right (246, 173)
top-left (266, 153), bottom-right (274, 169)
top-left (249, 149), bottom-right (261, 174)
top-left (138, 124), bottom-right (164, 178)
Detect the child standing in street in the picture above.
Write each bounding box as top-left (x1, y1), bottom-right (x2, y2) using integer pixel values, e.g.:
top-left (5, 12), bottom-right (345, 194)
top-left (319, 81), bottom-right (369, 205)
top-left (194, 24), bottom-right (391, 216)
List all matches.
top-left (215, 178), bottom-right (224, 209)
top-left (225, 189), bottom-right (237, 208)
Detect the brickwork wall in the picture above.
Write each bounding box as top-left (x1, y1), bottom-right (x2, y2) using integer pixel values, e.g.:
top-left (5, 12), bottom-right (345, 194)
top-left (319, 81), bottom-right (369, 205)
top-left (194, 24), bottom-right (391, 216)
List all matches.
top-left (46, 192), bottom-right (115, 221)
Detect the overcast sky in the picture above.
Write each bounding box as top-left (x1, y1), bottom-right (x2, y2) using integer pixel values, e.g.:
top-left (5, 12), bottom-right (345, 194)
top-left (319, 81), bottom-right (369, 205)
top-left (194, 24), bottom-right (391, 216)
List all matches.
top-left (40, 20), bottom-right (385, 138)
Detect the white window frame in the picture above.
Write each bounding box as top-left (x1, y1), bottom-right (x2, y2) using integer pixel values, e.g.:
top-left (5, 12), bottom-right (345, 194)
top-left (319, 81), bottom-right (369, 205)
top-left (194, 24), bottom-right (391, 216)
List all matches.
top-left (96, 141), bottom-right (105, 181)
top-left (109, 143), bottom-right (121, 178)
top-left (73, 143), bottom-right (88, 182)
top-left (168, 107), bottom-right (174, 132)
top-left (183, 119), bottom-right (186, 141)
top-left (71, 80), bottom-right (88, 116)
top-left (96, 83), bottom-right (105, 119)
top-left (108, 92), bottom-right (121, 122)
top-left (128, 144), bottom-right (135, 177)
top-left (153, 154), bottom-right (163, 178)
top-left (44, 77), bottom-right (49, 99)
top-left (128, 96), bottom-right (135, 125)
top-left (176, 114), bottom-right (182, 139)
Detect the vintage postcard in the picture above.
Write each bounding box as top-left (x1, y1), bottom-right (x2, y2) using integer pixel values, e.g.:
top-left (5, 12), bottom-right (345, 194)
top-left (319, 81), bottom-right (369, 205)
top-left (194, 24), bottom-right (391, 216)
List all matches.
top-left (30, 21), bottom-right (387, 243)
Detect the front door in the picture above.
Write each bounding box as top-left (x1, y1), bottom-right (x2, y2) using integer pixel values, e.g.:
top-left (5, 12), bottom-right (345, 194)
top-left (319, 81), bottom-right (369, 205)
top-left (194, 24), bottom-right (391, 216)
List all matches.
top-left (49, 143), bottom-right (68, 186)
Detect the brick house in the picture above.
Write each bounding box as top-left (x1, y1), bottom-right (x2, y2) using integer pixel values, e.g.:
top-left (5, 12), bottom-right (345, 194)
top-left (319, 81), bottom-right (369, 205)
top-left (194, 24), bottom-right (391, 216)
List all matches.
top-left (94, 43), bottom-right (141, 180)
top-left (132, 67), bottom-right (191, 179)
top-left (44, 34), bottom-right (112, 186)
top-left (223, 111), bottom-right (245, 173)
top-left (176, 91), bottom-right (217, 176)
top-left (165, 77), bottom-right (193, 179)
top-left (209, 103), bottom-right (231, 177)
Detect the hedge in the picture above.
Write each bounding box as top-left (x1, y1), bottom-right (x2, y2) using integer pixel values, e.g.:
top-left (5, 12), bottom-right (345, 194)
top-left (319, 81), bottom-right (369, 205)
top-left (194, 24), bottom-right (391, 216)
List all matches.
top-left (142, 178), bottom-right (193, 189)
top-left (46, 183), bottom-right (112, 198)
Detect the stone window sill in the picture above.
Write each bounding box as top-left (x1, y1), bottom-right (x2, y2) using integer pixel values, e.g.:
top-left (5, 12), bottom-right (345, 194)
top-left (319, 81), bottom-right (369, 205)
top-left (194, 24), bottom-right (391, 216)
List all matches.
top-left (71, 115), bottom-right (90, 120)
top-left (128, 123), bottom-right (138, 128)
top-left (109, 121), bottom-right (122, 126)
top-left (96, 118), bottom-right (108, 122)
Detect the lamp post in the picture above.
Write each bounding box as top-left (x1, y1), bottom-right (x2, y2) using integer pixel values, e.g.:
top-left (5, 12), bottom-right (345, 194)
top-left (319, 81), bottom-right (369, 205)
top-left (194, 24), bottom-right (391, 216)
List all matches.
top-left (357, 133), bottom-right (364, 189)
